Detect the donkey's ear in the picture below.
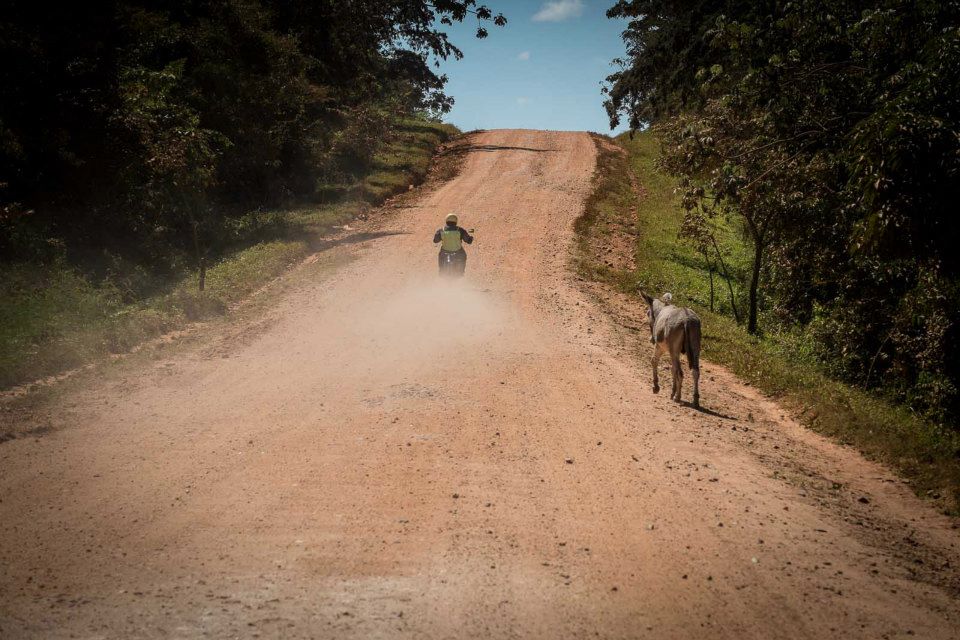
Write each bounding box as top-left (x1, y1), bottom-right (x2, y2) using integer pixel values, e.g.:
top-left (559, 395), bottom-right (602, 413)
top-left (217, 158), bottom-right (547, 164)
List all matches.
top-left (639, 289), bottom-right (654, 305)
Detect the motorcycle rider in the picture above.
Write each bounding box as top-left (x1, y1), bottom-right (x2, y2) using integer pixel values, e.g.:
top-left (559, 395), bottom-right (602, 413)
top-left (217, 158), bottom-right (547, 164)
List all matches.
top-left (433, 213), bottom-right (473, 275)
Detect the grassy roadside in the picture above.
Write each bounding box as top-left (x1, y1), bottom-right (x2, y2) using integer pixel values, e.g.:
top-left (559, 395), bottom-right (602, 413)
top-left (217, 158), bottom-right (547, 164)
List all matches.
top-left (1, 119), bottom-right (459, 391)
top-left (577, 131), bottom-right (960, 512)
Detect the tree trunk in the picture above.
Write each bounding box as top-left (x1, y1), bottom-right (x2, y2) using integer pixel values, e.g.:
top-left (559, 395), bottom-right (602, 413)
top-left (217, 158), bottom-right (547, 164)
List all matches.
top-left (748, 239), bottom-right (762, 334)
top-left (703, 249), bottom-right (715, 312)
top-left (710, 235), bottom-right (741, 323)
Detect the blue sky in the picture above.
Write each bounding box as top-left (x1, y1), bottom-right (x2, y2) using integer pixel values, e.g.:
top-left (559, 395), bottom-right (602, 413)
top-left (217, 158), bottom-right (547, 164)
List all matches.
top-left (433, 1), bottom-right (629, 133)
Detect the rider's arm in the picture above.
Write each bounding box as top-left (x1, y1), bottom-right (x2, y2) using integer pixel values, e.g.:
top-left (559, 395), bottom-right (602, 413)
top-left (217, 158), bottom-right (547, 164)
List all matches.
top-left (433, 229), bottom-right (442, 244)
top-left (460, 227), bottom-right (474, 244)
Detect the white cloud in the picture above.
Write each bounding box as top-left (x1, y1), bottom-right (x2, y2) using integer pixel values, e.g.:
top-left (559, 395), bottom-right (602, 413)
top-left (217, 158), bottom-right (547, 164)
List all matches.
top-left (532, 0), bottom-right (585, 22)
top-left (516, 97), bottom-right (532, 106)
top-left (517, 51), bottom-right (531, 61)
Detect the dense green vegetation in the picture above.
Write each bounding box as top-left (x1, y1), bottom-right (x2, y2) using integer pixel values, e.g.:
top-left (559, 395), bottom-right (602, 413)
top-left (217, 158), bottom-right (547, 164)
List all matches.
top-left (604, 1), bottom-right (960, 428)
top-left (0, 1), bottom-right (502, 386)
top-left (0, 119), bottom-right (458, 388)
top-left (1, 117), bottom-right (459, 387)
top-left (1, 1), bottom-right (503, 276)
top-left (578, 130), bottom-right (959, 510)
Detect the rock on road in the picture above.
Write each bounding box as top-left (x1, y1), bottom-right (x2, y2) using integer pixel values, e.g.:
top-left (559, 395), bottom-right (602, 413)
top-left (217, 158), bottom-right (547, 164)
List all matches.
top-left (1, 130), bottom-right (959, 639)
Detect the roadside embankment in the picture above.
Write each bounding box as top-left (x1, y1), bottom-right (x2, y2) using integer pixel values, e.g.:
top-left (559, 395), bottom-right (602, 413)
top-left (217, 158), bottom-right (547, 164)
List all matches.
top-left (575, 131), bottom-right (960, 513)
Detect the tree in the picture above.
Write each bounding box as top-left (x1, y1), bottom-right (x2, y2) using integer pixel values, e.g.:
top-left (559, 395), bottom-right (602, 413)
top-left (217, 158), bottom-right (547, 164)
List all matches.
top-left (0, 0), bottom-right (505, 288)
top-left (604, 0), bottom-right (960, 422)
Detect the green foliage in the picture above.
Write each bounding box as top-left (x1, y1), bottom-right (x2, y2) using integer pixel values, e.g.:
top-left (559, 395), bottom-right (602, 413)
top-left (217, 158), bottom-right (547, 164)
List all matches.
top-left (0, 1), bottom-right (495, 385)
top-left (0, 0), bottom-right (504, 273)
top-left (0, 118), bottom-right (458, 389)
top-left (605, 0), bottom-right (960, 426)
top-left (619, 133), bottom-right (750, 318)
top-left (578, 130), bottom-right (960, 510)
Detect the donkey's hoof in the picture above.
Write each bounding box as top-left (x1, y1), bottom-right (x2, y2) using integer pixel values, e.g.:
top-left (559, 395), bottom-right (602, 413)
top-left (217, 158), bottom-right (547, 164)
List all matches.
top-left (652, 385), bottom-right (660, 394)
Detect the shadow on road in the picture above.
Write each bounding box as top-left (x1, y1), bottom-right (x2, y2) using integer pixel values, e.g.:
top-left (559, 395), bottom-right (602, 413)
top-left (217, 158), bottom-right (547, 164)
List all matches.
top-left (448, 144), bottom-right (555, 155)
top-left (681, 400), bottom-right (736, 420)
top-left (309, 230), bottom-right (409, 253)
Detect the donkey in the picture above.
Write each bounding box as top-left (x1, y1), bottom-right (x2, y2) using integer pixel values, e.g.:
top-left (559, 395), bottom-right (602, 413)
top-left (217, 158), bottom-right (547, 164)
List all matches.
top-left (640, 292), bottom-right (702, 407)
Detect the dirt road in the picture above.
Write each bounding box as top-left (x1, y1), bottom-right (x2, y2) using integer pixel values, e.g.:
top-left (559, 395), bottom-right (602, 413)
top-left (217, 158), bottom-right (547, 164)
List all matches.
top-left (2, 130), bottom-right (959, 639)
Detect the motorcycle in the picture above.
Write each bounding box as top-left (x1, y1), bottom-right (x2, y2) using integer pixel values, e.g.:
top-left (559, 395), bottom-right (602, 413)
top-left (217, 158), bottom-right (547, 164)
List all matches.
top-left (438, 228), bottom-right (475, 278)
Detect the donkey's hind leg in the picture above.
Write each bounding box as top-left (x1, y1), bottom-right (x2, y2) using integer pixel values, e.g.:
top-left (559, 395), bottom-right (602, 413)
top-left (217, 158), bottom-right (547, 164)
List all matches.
top-left (685, 317), bottom-right (702, 408)
top-left (671, 355), bottom-right (683, 402)
top-left (651, 346), bottom-right (662, 394)
top-left (691, 367), bottom-right (700, 408)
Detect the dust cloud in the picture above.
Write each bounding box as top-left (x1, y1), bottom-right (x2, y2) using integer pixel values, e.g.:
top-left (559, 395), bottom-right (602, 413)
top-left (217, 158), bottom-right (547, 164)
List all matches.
top-left (314, 276), bottom-right (512, 383)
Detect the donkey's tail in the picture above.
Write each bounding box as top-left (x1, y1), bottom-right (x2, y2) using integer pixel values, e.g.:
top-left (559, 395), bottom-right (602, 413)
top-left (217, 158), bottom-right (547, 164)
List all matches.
top-left (684, 313), bottom-right (702, 371)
